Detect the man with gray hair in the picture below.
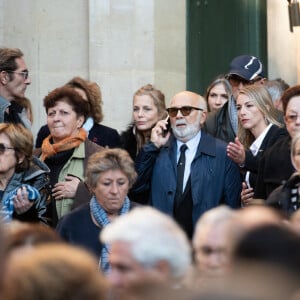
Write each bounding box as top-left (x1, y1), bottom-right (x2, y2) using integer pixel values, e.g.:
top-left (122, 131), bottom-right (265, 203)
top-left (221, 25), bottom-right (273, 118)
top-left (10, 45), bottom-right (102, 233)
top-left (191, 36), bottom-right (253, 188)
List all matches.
top-left (0, 47), bottom-right (31, 128)
top-left (100, 206), bottom-right (191, 299)
top-left (192, 205), bottom-right (238, 278)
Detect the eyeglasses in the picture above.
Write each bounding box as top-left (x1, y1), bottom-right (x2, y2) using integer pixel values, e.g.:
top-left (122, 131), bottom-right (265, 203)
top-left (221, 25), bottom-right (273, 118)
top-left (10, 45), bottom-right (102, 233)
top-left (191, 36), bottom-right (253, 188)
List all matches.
top-left (7, 71), bottom-right (29, 80)
top-left (0, 143), bottom-right (15, 155)
top-left (226, 74), bottom-right (261, 87)
top-left (285, 114), bottom-right (300, 123)
top-left (166, 106), bottom-right (204, 117)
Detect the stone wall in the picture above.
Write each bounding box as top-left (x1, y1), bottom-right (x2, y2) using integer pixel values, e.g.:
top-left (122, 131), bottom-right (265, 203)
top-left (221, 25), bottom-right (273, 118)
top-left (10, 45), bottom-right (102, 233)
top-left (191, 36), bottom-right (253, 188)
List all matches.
top-left (0, 0), bottom-right (298, 139)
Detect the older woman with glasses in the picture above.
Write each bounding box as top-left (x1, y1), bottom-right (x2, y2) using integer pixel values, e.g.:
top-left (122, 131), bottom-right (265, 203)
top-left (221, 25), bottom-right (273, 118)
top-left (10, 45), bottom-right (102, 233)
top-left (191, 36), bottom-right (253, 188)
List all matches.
top-left (35, 86), bottom-right (103, 227)
top-left (251, 85), bottom-right (300, 201)
top-left (56, 148), bottom-right (139, 274)
top-left (0, 123), bottom-right (49, 223)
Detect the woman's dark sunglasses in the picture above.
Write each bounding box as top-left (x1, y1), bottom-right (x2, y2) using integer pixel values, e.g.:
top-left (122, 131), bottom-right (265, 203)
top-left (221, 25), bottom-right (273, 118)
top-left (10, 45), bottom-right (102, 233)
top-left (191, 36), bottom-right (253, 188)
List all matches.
top-left (166, 106), bottom-right (203, 117)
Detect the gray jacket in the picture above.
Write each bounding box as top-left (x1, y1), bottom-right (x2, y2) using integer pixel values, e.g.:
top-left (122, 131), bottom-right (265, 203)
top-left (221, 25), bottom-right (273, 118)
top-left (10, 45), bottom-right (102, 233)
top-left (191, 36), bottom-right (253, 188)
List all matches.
top-left (0, 96), bottom-right (31, 129)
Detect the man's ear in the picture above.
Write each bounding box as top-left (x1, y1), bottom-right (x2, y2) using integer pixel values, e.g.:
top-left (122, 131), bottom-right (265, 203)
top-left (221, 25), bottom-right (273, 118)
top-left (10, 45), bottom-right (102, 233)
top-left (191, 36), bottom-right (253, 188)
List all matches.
top-left (0, 71), bottom-right (9, 85)
top-left (259, 78), bottom-right (267, 85)
top-left (77, 115), bottom-right (85, 129)
top-left (18, 153), bottom-right (25, 165)
top-left (200, 111), bottom-right (207, 126)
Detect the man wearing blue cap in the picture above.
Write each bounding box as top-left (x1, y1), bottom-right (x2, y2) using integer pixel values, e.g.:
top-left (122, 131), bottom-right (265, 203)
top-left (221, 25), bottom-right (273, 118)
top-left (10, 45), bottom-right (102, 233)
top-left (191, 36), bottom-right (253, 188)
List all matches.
top-left (204, 55), bottom-right (266, 143)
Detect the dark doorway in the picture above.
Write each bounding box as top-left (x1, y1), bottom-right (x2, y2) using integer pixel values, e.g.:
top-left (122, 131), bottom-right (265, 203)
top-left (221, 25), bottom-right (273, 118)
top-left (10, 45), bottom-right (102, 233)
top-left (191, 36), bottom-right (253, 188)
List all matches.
top-left (187, 0), bottom-right (267, 94)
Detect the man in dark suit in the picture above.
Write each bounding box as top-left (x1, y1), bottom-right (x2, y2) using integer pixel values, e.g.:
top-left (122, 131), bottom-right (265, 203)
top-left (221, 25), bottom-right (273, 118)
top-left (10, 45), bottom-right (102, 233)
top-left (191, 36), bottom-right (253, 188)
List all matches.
top-left (134, 91), bottom-right (241, 238)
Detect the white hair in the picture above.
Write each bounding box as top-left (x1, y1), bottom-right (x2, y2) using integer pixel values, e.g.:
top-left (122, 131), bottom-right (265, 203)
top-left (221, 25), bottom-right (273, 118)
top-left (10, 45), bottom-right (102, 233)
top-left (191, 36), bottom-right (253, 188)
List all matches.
top-left (101, 207), bottom-right (191, 279)
top-left (171, 110), bottom-right (202, 141)
top-left (193, 205), bottom-right (237, 248)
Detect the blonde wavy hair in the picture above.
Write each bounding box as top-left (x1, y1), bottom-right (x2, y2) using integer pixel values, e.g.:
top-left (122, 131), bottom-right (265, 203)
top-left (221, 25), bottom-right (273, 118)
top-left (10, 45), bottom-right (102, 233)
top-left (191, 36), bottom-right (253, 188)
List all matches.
top-left (237, 85), bottom-right (282, 149)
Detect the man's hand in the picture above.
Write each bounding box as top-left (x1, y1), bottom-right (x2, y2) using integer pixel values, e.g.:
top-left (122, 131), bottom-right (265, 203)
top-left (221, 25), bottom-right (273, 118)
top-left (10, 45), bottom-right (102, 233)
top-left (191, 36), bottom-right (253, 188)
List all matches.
top-left (151, 118), bottom-right (171, 148)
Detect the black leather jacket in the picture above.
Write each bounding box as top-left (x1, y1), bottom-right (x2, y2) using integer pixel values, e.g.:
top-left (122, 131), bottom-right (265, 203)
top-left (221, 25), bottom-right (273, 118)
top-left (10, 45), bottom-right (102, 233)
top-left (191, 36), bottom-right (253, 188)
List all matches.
top-left (266, 173), bottom-right (300, 217)
top-left (203, 101), bottom-right (236, 144)
top-left (2, 156), bottom-right (50, 224)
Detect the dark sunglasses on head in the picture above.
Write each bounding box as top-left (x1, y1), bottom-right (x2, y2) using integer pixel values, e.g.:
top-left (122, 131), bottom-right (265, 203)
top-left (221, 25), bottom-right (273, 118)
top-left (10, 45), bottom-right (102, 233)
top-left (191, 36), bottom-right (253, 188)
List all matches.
top-left (166, 106), bottom-right (203, 117)
top-left (226, 74), bottom-right (250, 86)
top-left (0, 143), bottom-right (15, 155)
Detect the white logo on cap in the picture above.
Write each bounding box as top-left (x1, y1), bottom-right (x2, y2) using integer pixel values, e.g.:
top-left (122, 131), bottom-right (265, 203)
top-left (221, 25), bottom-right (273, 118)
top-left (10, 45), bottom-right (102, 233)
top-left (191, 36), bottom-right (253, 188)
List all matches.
top-left (244, 56), bottom-right (262, 80)
top-left (244, 56), bottom-right (256, 70)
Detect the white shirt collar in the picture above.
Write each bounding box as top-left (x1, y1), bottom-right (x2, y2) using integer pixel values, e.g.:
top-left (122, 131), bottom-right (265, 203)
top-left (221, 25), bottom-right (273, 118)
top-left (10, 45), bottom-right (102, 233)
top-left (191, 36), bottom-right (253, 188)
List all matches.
top-left (250, 124), bottom-right (272, 156)
top-left (176, 131), bottom-right (201, 154)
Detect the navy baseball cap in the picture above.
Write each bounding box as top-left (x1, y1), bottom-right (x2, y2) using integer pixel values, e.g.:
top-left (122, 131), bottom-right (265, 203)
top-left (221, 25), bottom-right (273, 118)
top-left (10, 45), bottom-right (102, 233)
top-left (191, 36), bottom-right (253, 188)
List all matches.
top-left (228, 55), bottom-right (265, 80)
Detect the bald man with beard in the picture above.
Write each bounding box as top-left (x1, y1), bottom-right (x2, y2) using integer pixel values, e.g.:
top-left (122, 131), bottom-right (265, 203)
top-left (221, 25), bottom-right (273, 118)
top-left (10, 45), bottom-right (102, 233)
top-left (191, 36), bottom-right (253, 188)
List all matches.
top-left (133, 91), bottom-right (241, 238)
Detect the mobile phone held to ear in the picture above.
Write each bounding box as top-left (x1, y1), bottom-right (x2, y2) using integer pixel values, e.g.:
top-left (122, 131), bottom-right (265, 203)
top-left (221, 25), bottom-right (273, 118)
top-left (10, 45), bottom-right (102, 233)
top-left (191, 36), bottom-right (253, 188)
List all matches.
top-left (162, 117), bottom-right (171, 137)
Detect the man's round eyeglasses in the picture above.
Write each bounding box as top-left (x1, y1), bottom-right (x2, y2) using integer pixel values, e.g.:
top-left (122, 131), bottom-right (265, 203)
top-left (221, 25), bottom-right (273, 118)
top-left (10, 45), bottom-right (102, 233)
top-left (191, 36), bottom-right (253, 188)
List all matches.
top-left (166, 106), bottom-right (204, 117)
top-left (7, 71), bottom-right (29, 80)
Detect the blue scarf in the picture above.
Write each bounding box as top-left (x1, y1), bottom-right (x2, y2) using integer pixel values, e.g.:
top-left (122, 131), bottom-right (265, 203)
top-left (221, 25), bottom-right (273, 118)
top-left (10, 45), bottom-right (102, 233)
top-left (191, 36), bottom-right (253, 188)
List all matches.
top-left (1, 184), bottom-right (40, 222)
top-left (90, 195), bottom-right (130, 274)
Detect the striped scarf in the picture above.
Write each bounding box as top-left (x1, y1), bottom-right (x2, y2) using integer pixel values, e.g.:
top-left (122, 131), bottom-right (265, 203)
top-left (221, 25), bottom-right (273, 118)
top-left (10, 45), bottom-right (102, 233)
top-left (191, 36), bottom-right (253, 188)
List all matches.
top-left (1, 184), bottom-right (40, 222)
top-left (90, 195), bottom-right (130, 274)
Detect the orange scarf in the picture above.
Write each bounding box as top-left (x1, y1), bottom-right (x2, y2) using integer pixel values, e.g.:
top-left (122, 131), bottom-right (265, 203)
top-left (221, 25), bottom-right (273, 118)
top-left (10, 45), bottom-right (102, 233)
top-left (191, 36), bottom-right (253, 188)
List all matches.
top-left (41, 128), bottom-right (87, 161)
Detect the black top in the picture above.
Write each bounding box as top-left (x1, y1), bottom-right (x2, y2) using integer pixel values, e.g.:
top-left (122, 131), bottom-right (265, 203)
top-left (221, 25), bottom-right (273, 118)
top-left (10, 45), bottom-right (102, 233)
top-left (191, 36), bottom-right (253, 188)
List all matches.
top-left (254, 135), bottom-right (295, 200)
top-left (243, 125), bottom-right (288, 189)
top-left (267, 173), bottom-right (300, 217)
top-left (120, 124), bottom-right (138, 161)
top-left (120, 124), bottom-right (151, 205)
top-left (56, 201), bottom-right (140, 258)
top-left (56, 203), bottom-right (104, 258)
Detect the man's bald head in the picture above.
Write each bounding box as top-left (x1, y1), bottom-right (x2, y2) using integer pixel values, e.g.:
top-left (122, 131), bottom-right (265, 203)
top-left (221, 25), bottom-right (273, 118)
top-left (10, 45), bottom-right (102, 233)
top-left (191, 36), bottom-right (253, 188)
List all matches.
top-left (168, 91), bottom-right (207, 143)
top-left (170, 91), bottom-right (207, 112)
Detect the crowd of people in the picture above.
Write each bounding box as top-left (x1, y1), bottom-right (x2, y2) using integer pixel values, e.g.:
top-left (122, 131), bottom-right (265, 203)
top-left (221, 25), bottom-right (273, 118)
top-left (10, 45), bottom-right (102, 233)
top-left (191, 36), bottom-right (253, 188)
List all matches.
top-left (0, 47), bottom-right (300, 299)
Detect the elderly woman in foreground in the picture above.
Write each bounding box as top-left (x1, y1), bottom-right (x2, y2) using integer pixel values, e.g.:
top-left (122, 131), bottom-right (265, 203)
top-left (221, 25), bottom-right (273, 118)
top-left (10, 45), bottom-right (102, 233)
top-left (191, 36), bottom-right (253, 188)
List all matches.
top-left (0, 123), bottom-right (49, 223)
top-left (56, 148), bottom-right (139, 274)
